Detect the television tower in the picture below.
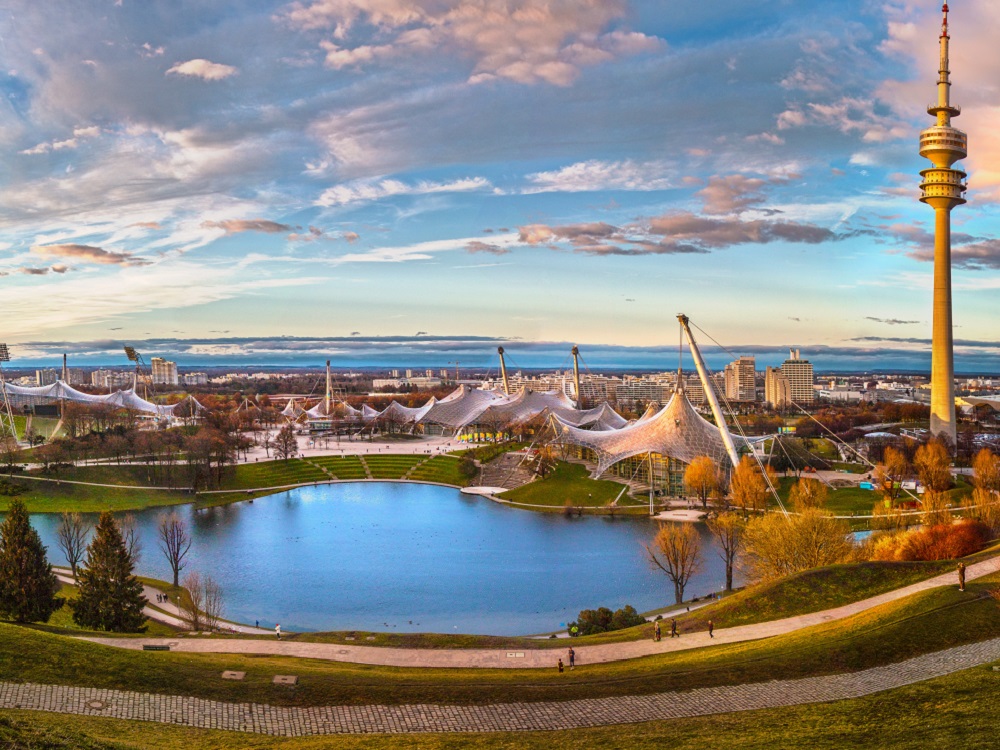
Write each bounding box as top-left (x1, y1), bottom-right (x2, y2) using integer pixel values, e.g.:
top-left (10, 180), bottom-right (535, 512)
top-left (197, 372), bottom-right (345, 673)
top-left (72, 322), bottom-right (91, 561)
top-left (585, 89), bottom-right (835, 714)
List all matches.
top-left (919, 2), bottom-right (967, 446)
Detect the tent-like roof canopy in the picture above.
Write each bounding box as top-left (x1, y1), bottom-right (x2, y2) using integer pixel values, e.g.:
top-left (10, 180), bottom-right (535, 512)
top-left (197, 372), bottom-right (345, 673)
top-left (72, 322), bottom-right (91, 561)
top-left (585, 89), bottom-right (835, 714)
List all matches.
top-left (4, 380), bottom-right (203, 418)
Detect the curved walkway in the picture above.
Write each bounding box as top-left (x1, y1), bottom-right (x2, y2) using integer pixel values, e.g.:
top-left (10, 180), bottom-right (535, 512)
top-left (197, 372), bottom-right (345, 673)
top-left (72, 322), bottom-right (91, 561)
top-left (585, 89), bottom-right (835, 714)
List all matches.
top-left (2, 638), bottom-right (999, 735)
top-left (79, 553), bottom-right (1000, 669)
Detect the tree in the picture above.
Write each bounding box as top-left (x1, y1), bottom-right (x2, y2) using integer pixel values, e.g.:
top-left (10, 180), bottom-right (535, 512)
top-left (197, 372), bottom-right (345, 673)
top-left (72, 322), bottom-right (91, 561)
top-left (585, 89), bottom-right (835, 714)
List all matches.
top-left (0, 500), bottom-right (62, 623)
top-left (645, 522), bottom-right (702, 604)
top-left (973, 448), bottom-right (1000, 492)
top-left (914, 438), bottom-right (952, 492)
top-left (920, 489), bottom-right (952, 527)
top-left (1, 436), bottom-right (18, 476)
top-left (788, 477), bottom-right (828, 511)
top-left (684, 456), bottom-right (719, 509)
top-left (274, 424), bottom-right (298, 462)
top-left (874, 446), bottom-right (910, 505)
top-left (741, 509), bottom-right (853, 583)
top-left (181, 571), bottom-right (204, 631)
top-left (730, 456), bottom-right (774, 517)
top-left (72, 512), bottom-right (147, 632)
top-left (706, 512), bottom-right (745, 592)
top-left (157, 512), bottom-right (192, 587)
top-left (55, 512), bottom-right (90, 580)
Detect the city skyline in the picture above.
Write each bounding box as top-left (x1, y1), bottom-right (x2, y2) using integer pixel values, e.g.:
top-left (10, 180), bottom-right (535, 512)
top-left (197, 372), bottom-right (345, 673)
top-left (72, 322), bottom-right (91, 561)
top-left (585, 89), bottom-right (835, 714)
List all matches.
top-left (4, 1), bottom-right (1000, 372)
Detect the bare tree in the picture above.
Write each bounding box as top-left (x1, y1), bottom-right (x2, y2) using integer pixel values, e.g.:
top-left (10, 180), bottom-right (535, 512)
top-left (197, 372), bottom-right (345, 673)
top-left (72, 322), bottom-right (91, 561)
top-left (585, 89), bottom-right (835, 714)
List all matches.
top-left (55, 512), bottom-right (90, 580)
top-left (202, 575), bottom-right (224, 630)
top-left (157, 512), bottom-right (192, 587)
top-left (274, 424), bottom-right (298, 462)
top-left (645, 522), bottom-right (702, 604)
top-left (120, 513), bottom-right (141, 565)
top-left (181, 571), bottom-right (203, 631)
top-left (706, 512), bottom-right (744, 592)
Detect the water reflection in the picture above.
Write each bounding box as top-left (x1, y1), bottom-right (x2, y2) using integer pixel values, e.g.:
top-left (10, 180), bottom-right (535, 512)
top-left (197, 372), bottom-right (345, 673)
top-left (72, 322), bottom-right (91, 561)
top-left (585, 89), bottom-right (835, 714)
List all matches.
top-left (28, 483), bottom-right (738, 635)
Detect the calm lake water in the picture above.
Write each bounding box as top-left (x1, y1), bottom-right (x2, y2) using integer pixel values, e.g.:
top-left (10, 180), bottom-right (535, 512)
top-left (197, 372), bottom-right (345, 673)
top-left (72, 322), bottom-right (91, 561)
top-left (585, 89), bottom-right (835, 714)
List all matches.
top-left (28, 483), bottom-right (737, 635)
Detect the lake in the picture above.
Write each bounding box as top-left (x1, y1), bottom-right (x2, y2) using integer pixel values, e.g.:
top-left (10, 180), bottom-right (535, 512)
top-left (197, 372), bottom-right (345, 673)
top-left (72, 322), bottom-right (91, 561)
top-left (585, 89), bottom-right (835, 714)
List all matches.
top-left (29, 482), bottom-right (737, 635)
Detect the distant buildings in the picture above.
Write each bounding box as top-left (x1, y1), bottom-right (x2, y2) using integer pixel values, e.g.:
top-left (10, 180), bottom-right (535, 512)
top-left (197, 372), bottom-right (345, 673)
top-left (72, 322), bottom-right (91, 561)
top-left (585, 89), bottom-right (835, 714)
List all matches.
top-left (724, 356), bottom-right (757, 402)
top-left (764, 366), bottom-right (791, 408)
top-left (150, 357), bottom-right (179, 386)
top-left (182, 372), bottom-right (208, 386)
top-left (779, 349), bottom-right (815, 406)
top-left (91, 369), bottom-right (132, 390)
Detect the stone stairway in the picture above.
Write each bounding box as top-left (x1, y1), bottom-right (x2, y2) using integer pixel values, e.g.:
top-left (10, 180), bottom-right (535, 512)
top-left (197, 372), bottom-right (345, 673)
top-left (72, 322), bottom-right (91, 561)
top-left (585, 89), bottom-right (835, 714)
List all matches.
top-left (478, 452), bottom-right (535, 490)
top-left (302, 457), bottom-right (336, 480)
top-left (402, 455), bottom-right (434, 480)
top-left (358, 455), bottom-right (373, 479)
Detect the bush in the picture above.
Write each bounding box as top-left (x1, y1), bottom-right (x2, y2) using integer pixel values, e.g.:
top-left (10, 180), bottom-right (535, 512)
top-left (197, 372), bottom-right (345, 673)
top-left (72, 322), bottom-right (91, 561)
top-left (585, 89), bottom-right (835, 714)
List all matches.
top-left (870, 520), bottom-right (991, 562)
top-left (568, 604), bottom-right (645, 636)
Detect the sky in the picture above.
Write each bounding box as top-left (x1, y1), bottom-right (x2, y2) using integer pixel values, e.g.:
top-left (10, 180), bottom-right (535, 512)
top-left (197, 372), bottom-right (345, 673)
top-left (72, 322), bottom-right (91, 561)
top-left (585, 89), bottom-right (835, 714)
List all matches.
top-left (3, 0), bottom-right (1000, 372)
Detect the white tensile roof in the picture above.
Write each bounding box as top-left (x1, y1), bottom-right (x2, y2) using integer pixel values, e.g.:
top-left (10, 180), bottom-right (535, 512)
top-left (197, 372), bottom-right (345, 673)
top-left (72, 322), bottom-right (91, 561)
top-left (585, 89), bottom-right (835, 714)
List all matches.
top-left (3, 380), bottom-right (203, 417)
top-left (552, 388), bottom-right (735, 477)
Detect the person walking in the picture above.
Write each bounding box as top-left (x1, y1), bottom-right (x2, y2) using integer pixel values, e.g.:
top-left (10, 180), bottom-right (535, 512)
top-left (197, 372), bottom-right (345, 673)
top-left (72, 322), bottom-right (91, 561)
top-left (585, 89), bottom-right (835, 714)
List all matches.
top-left (275, 623), bottom-right (281, 640)
top-left (558, 658), bottom-right (564, 673)
top-left (670, 618), bottom-right (679, 638)
top-left (708, 620), bottom-right (714, 638)
top-left (654, 621), bottom-right (661, 641)
top-left (958, 562), bottom-right (967, 592)
top-left (568, 647), bottom-right (575, 670)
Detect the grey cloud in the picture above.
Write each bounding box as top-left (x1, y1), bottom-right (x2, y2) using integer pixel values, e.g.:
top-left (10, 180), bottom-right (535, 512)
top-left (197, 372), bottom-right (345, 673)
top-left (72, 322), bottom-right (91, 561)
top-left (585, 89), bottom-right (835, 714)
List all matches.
top-left (465, 240), bottom-right (509, 255)
top-left (31, 243), bottom-right (150, 266)
top-left (865, 317), bottom-right (918, 325)
top-left (201, 219), bottom-right (293, 234)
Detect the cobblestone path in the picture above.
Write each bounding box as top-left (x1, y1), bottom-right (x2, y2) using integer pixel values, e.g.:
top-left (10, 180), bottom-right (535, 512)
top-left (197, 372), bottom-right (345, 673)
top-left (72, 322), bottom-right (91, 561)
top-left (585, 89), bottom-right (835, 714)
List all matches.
top-left (2, 638), bottom-right (999, 735)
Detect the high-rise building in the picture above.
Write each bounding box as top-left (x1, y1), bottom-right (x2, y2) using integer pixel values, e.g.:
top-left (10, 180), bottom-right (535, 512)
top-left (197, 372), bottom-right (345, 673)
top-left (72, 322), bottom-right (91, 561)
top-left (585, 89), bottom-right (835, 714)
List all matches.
top-left (150, 357), bottom-right (179, 386)
top-left (35, 369), bottom-right (59, 386)
top-left (920, 3), bottom-right (966, 445)
top-left (724, 356), bottom-right (757, 402)
top-left (765, 366), bottom-right (792, 408)
top-left (780, 349), bottom-right (814, 405)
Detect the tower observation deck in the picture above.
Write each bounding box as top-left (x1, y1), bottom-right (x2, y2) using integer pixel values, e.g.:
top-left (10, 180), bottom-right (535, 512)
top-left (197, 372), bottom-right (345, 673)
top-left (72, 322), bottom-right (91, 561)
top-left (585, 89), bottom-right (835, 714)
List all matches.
top-left (920, 2), bottom-right (967, 446)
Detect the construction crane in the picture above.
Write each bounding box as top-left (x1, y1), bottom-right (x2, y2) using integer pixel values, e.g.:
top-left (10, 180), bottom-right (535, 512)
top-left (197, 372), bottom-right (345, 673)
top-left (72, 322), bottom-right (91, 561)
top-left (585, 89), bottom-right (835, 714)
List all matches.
top-left (123, 345), bottom-right (154, 401)
top-left (448, 360), bottom-right (460, 384)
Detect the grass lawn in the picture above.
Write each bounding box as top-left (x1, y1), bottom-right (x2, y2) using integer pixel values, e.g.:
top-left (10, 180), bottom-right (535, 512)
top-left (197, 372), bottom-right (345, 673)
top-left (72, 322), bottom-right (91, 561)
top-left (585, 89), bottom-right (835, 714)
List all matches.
top-left (499, 462), bottom-right (634, 508)
top-left (3, 661), bottom-right (998, 749)
top-left (308, 455), bottom-right (368, 479)
top-left (219, 459), bottom-right (328, 490)
top-left (408, 455), bottom-right (471, 487)
top-left (364, 455), bottom-right (426, 479)
top-left (773, 475), bottom-right (877, 516)
top-left (2, 573), bottom-right (1000, 709)
top-left (0, 477), bottom-right (194, 514)
top-left (30, 582), bottom-right (181, 640)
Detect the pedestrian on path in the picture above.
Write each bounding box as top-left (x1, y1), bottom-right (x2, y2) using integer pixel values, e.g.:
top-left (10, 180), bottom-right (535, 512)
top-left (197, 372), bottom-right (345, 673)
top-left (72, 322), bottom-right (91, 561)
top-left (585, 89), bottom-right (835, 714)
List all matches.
top-left (276, 623), bottom-right (281, 640)
top-left (568, 647), bottom-right (575, 669)
top-left (654, 621), bottom-right (661, 641)
top-left (670, 618), bottom-right (679, 638)
top-left (557, 658), bottom-right (564, 673)
top-left (255, 620), bottom-right (259, 629)
top-left (708, 620), bottom-right (714, 638)
top-left (958, 562), bottom-right (967, 591)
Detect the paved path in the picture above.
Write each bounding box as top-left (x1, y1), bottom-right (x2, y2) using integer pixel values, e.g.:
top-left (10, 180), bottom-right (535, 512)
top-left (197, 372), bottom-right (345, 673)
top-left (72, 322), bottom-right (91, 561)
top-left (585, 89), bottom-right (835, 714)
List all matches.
top-left (3, 638), bottom-right (999, 735)
top-left (78, 553), bottom-right (1000, 669)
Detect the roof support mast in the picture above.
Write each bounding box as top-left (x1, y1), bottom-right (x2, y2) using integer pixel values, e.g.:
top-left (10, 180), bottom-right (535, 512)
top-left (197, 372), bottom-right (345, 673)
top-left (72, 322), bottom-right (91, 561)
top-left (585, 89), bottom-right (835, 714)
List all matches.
top-left (571, 346), bottom-right (582, 409)
top-left (497, 346), bottom-right (511, 396)
top-left (677, 314), bottom-right (741, 468)
top-left (325, 359), bottom-right (332, 415)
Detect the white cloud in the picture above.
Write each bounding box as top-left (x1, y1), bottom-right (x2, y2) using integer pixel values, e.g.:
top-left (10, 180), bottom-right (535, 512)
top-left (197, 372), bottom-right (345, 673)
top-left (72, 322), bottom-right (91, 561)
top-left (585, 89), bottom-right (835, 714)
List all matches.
top-left (166, 59), bottom-right (239, 80)
top-left (523, 160), bottom-right (674, 193)
top-left (20, 125), bottom-right (101, 155)
top-left (315, 176), bottom-right (492, 206)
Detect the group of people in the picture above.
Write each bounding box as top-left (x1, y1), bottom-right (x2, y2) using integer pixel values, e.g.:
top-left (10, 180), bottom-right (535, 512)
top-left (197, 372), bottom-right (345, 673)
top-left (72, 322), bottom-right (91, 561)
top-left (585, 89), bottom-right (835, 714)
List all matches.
top-left (154, 593), bottom-right (170, 605)
top-left (652, 617), bottom-right (712, 640)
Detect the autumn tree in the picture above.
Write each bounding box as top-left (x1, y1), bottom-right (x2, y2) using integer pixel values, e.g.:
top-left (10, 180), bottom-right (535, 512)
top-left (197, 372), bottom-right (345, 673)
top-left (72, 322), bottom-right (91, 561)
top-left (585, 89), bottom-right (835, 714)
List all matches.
top-left (157, 512), bottom-right (192, 587)
top-left (874, 446), bottom-right (910, 505)
top-left (788, 477), bottom-right (829, 512)
top-left (914, 438), bottom-right (953, 492)
top-left (0, 500), bottom-right (62, 623)
top-left (645, 523), bottom-right (702, 604)
top-left (706, 511), bottom-right (745, 591)
top-left (54, 512), bottom-right (90, 580)
top-left (741, 509), bottom-right (853, 583)
top-left (967, 448), bottom-right (1000, 533)
top-left (684, 456), bottom-right (719, 509)
top-left (274, 424), bottom-right (298, 462)
top-left (730, 456), bottom-right (775, 517)
top-left (72, 512), bottom-right (147, 633)
top-left (973, 448), bottom-right (1000, 492)
top-left (920, 490), bottom-right (952, 527)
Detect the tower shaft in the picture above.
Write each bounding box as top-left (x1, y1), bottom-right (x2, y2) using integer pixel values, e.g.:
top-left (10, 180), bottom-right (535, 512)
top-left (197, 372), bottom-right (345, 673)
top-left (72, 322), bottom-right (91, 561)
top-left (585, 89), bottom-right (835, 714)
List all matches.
top-left (919, 3), bottom-right (966, 447)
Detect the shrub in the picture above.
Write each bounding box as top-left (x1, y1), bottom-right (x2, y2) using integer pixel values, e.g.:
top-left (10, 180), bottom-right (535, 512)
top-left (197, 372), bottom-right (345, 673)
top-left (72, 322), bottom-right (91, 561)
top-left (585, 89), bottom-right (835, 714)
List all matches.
top-left (569, 604), bottom-right (646, 637)
top-left (871, 520), bottom-right (991, 562)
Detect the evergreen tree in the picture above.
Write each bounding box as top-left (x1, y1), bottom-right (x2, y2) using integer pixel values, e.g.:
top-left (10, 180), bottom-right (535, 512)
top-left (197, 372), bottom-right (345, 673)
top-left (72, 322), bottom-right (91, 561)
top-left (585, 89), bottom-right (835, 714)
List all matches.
top-left (0, 499), bottom-right (62, 623)
top-left (72, 512), bottom-right (147, 632)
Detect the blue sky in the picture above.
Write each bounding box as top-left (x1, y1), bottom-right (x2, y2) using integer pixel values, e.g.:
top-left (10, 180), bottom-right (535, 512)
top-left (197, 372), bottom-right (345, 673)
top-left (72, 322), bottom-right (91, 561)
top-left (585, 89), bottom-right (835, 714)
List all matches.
top-left (3, 0), bottom-right (1000, 371)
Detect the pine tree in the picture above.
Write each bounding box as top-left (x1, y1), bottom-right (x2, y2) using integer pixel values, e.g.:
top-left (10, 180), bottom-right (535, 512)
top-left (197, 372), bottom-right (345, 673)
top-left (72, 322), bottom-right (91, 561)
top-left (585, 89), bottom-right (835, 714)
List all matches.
top-left (0, 499), bottom-right (62, 623)
top-left (72, 512), bottom-right (147, 632)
